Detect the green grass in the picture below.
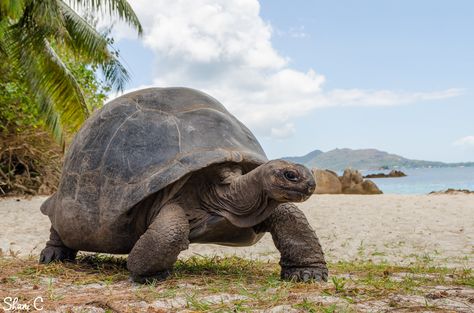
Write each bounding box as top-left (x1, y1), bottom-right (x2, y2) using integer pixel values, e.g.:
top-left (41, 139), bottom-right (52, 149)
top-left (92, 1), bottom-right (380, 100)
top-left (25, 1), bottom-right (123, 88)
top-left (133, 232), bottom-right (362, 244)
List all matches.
top-left (0, 254), bottom-right (472, 312)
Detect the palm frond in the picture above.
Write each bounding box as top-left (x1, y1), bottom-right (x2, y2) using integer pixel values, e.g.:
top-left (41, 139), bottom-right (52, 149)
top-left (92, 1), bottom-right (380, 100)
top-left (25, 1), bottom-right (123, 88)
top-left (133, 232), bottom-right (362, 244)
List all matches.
top-left (0, 0), bottom-right (26, 20)
top-left (0, 41), bottom-right (6, 58)
top-left (0, 20), bottom-right (8, 57)
top-left (2, 0), bottom-right (140, 144)
top-left (100, 50), bottom-right (129, 92)
top-left (60, 2), bottom-right (131, 92)
top-left (28, 0), bottom-right (66, 37)
top-left (8, 25), bottom-right (89, 131)
top-left (59, 1), bottom-right (109, 60)
top-left (36, 94), bottom-right (65, 148)
top-left (69, 0), bottom-right (142, 34)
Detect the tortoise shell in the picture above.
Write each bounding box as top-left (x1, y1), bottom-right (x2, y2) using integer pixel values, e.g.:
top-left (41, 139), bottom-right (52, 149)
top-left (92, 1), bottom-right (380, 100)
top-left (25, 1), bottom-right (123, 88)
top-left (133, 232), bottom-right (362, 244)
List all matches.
top-left (41, 87), bottom-right (268, 227)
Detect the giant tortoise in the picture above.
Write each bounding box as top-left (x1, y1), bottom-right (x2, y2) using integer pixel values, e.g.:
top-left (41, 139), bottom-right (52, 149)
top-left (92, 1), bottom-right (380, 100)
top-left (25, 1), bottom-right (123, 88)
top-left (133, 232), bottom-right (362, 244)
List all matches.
top-left (40, 87), bottom-right (328, 283)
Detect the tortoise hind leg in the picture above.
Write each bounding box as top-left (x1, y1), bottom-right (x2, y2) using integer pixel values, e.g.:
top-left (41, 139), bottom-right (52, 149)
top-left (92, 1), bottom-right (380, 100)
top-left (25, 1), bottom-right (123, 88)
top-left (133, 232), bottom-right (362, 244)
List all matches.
top-left (39, 226), bottom-right (77, 263)
top-left (127, 203), bottom-right (190, 284)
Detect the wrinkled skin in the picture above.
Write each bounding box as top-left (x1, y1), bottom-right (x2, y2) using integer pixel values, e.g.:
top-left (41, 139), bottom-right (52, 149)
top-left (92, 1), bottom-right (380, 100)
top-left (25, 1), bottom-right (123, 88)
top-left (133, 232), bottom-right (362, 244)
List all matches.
top-left (40, 160), bottom-right (328, 283)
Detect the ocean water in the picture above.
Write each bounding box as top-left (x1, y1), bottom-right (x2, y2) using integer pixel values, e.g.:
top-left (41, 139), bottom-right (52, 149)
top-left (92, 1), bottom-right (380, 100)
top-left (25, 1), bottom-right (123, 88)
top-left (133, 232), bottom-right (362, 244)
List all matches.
top-left (360, 167), bottom-right (474, 195)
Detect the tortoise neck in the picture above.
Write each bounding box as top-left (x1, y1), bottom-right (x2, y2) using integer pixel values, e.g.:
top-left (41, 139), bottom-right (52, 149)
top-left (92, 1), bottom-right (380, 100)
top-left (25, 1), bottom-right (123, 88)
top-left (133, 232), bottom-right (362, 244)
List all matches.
top-left (201, 164), bottom-right (279, 228)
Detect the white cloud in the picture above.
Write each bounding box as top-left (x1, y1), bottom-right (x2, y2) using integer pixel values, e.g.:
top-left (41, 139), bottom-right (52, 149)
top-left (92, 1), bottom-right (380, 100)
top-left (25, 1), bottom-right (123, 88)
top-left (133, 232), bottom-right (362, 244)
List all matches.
top-left (453, 136), bottom-right (474, 147)
top-left (271, 123), bottom-right (296, 139)
top-left (324, 88), bottom-right (464, 107)
top-left (110, 0), bottom-right (463, 138)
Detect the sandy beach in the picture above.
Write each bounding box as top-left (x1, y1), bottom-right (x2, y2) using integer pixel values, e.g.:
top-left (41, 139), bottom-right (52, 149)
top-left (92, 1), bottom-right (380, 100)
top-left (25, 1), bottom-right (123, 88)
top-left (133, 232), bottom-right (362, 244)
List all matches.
top-left (1, 194), bottom-right (473, 267)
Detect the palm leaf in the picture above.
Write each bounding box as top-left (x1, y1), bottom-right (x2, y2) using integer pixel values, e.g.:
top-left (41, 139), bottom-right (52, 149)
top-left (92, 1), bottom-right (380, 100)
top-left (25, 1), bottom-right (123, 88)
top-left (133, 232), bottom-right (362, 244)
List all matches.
top-left (68, 0), bottom-right (142, 34)
top-left (0, 20), bottom-right (8, 57)
top-left (8, 24), bottom-right (89, 131)
top-left (2, 0), bottom-right (141, 145)
top-left (59, 1), bottom-right (109, 60)
top-left (28, 0), bottom-right (67, 37)
top-left (61, 2), bottom-right (131, 91)
top-left (100, 50), bottom-right (129, 92)
top-left (0, 0), bottom-right (26, 20)
top-left (39, 39), bottom-right (89, 128)
top-left (37, 94), bottom-right (65, 148)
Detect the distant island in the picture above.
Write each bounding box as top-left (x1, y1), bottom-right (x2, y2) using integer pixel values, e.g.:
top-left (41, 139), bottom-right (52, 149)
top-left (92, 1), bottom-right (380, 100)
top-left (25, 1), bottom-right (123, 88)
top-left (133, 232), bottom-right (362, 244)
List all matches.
top-left (283, 148), bottom-right (474, 171)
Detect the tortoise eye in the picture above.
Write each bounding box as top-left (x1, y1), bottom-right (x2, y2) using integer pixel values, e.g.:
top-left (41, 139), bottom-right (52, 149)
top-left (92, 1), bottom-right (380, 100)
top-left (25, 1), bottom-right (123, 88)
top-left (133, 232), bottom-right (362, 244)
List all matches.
top-left (284, 170), bottom-right (299, 182)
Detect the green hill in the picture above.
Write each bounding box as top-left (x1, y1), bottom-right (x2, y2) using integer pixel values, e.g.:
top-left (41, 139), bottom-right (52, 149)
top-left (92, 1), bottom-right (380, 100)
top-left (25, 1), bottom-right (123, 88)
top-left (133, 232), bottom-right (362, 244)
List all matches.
top-left (284, 148), bottom-right (474, 171)
top-left (283, 149), bottom-right (323, 164)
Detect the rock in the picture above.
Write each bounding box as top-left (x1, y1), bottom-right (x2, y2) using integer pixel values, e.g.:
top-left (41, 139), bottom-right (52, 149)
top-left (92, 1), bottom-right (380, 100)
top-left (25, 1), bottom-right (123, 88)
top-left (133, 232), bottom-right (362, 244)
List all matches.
top-left (364, 170), bottom-right (407, 178)
top-left (389, 170), bottom-right (407, 177)
top-left (340, 169), bottom-right (363, 191)
top-left (343, 182), bottom-right (382, 195)
top-left (342, 172), bottom-right (382, 194)
top-left (312, 169), bottom-right (342, 194)
top-left (429, 188), bottom-right (474, 195)
top-left (361, 180), bottom-right (383, 194)
top-left (312, 168), bottom-right (383, 195)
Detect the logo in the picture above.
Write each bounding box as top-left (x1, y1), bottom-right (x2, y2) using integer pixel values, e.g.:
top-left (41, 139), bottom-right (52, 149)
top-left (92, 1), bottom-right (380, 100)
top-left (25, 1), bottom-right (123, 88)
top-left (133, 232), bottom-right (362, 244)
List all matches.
top-left (2, 296), bottom-right (44, 311)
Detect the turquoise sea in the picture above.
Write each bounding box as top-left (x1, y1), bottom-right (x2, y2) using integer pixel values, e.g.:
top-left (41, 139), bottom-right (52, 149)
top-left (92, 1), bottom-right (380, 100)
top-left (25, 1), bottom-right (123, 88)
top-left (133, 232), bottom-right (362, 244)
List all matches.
top-left (360, 167), bottom-right (474, 195)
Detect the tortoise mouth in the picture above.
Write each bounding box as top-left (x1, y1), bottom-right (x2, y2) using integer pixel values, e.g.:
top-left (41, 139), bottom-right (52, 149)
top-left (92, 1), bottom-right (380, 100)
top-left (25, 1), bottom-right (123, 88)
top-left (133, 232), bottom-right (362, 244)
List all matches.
top-left (274, 187), bottom-right (312, 202)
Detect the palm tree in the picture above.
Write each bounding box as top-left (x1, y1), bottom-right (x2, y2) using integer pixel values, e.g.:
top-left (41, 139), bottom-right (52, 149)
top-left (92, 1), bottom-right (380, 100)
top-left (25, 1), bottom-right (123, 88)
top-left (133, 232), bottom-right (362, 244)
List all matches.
top-left (0, 0), bottom-right (142, 145)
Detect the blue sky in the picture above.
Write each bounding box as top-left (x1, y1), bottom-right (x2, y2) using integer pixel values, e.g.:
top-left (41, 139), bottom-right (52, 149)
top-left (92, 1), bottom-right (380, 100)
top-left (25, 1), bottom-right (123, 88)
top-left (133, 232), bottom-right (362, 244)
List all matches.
top-left (111, 0), bottom-right (474, 162)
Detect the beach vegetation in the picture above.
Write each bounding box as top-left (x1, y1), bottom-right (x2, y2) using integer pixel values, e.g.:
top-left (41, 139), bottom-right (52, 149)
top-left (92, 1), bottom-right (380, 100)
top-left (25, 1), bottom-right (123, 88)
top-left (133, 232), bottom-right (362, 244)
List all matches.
top-left (0, 0), bottom-right (142, 144)
top-left (0, 0), bottom-right (142, 196)
top-left (0, 254), bottom-right (472, 312)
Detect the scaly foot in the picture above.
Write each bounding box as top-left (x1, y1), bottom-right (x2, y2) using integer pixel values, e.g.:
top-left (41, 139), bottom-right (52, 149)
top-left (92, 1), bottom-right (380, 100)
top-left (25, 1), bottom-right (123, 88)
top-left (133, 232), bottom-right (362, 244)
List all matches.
top-left (39, 245), bottom-right (77, 264)
top-left (281, 265), bottom-right (328, 282)
top-left (130, 269), bottom-right (172, 284)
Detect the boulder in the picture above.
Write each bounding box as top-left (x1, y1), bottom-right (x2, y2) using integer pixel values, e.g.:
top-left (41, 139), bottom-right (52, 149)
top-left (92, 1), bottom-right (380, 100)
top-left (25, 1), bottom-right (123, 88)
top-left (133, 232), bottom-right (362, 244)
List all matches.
top-left (313, 168), bottom-right (383, 195)
top-left (342, 169), bottom-right (382, 195)
top-left (342, 179), bottom-right (382, 195)
top-left (312, 169), bottom-right (342, 194)
top-left (340, 168), bottom-right (363, 191)
top-left (361, 180), bottom-right (383, 194)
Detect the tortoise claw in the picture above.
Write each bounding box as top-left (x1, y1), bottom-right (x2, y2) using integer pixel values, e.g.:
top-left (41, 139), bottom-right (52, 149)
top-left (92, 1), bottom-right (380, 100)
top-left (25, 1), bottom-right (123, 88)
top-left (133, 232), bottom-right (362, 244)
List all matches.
top-left (130, 270), bottom-right (171, 284)
top-left (281, 266), bottom-right (328, 282)
top-left (39, 245), bottom-right (77, 264)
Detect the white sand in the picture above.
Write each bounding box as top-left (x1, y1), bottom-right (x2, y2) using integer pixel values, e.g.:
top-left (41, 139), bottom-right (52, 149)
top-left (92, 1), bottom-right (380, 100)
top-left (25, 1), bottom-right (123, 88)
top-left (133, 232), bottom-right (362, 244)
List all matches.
top-left (1, 194), bottom-right (473, 267)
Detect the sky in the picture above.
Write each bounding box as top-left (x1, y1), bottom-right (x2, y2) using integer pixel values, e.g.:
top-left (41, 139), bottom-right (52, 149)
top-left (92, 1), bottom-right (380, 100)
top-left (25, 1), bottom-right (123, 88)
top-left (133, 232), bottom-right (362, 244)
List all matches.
top-left (107, 0), bottom-right (474, 162)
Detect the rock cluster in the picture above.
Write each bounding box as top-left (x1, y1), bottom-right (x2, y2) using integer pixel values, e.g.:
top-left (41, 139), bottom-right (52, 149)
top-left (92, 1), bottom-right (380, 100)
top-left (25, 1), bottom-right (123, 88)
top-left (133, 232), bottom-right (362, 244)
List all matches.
top-left (312, 168), bottom-right (383, 195)
top-left (364, 170), bottom-right (407, 179)
top-left (429, 188), bottom-right (474, 195)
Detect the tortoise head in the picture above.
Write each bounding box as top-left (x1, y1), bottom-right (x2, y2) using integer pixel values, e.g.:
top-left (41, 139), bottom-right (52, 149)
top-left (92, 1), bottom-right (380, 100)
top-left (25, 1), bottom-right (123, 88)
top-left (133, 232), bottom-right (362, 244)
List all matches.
top-left (261, 160), bottom-right (316, 202)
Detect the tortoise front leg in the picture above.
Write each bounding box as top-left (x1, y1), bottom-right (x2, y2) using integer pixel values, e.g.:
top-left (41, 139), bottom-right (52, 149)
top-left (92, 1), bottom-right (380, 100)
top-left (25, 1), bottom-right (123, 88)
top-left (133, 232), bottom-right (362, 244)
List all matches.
top-left (256, 203), bottom-right (328, 282)
top-left (127, 203), bottom-right (190, 283)
top-left (39, 226), bottom-right (77, 263)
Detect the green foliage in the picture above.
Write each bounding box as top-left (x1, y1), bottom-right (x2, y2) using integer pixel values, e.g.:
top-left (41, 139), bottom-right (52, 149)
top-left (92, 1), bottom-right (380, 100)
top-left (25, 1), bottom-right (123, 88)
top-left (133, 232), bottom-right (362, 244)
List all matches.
top-left (0, 69), bottom-right (41, 133)
top-left (0, 33), bottom-right (113, 195)
top-left (0, 0), bottom-right (141, 145)
top-left (0, 44), bottom-right (110, 137)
